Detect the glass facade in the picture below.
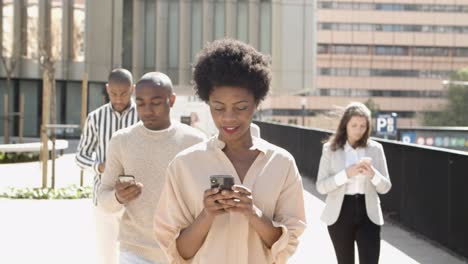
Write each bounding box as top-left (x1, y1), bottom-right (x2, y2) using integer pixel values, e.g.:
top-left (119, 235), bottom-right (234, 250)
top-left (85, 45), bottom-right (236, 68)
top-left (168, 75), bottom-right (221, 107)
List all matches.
top-left (191, 0), bottom-right (203, 62)
top-left (72, 0), bottom-right (85, 61)
top-left (317, 44), bottom-right (467, 57)
top-left (316, 88), bottom-right (444, 98)
top-left (168, 0), bottom-right (179, 82)
top-left (122, 0), bottom-right (133, 70)
top-left (259, 0), bottom-right (271, 55)
top-left (144, 0), bottom-right (156, 68)
top-left (319, 67), bottom-right (452, 78)
top-left (0, 0), bottom-right (277, 137)
top-left (88, 82), bottom-right (106, 113)
top-left (318, 22), bottom-right (468, 34)
top-left (318, 1), bottom-right (468, 13)
top-left (214, 0), bottom-right (225, 40)
top-left (26, 0), bottom-right (39, 59)
top-left (237, 0), bottom-right (248, 42)
top-left (19, 80), bottom-right (39, 137)
top-left (51, 0), bottom-right (63, 60)
top-left (2, 0), bottom-right (14, 57)
top-left (65, 82), bottom-right (82, 128)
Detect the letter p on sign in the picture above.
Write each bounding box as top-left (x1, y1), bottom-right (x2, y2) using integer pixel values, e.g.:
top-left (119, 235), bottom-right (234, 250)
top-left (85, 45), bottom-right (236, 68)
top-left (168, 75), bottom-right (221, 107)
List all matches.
top-left (377, 117), bottom-right (387, 133)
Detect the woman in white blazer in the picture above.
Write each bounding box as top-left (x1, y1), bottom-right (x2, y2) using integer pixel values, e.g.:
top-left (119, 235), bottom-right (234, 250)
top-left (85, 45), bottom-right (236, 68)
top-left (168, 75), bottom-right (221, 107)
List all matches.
top-left (316, 102), bottom-right (392, 264)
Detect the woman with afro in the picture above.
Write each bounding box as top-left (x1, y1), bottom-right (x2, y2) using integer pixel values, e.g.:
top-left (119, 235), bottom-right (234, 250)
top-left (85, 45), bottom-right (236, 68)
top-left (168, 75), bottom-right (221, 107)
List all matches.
top-left (154, 39), bottom-right (306, 264)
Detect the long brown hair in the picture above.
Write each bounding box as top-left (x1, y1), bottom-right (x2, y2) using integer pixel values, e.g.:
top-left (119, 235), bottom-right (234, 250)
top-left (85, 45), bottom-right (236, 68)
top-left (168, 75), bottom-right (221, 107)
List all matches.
top-left (328, 102), bottom-right (371, 151)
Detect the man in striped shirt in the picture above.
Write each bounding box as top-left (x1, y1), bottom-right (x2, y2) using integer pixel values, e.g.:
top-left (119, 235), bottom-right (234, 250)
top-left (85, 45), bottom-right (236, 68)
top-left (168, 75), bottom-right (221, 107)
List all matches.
top-left (75, 68), bottom-right (139, 264)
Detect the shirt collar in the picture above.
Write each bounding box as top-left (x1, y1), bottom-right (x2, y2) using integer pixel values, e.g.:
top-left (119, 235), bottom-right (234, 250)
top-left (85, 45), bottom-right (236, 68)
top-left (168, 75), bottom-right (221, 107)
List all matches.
top-left (344, 141), bottom-right (356, 152)
top-left (210, 135), bottom-right (268, 154)
top-left (108, 99), bottom-right (136, 114)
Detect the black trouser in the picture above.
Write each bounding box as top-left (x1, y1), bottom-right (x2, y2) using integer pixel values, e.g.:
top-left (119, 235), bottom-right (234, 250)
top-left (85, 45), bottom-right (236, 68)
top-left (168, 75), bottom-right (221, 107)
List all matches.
top-left (327, 194), bottom-right (381, 264)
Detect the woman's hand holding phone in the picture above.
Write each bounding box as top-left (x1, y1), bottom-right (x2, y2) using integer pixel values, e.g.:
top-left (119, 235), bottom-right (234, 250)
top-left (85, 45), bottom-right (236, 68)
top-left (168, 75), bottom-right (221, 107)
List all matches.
top-left (346, 164), bottom-right (362, 178)
top-left (217, 185), bottom-right (259, 220)
top-left (203, 187), bottom-right (235, 217)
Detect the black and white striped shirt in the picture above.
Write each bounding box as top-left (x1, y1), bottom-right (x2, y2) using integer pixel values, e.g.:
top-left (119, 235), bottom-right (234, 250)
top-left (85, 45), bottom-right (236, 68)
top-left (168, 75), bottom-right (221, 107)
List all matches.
top-left (75, 101), bottom-right (139, 204)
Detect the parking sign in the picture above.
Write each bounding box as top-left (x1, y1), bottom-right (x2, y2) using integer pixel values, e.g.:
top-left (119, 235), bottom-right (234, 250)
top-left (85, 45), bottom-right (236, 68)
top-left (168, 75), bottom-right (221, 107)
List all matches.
top-left (376, 114), bottom-right (397, 137)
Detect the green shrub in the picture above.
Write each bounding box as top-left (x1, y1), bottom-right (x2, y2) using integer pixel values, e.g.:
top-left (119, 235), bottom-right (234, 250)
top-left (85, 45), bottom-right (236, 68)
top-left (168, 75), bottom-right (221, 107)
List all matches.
top-left (0, 185), bottom-right (92, 199)
top-left (0, 152), bottom-right (40, 164)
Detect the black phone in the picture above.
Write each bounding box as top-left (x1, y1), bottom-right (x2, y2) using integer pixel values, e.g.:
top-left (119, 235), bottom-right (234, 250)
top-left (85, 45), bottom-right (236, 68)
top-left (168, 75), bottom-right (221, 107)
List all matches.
top-left (210, 175), bottom-right (234, 190)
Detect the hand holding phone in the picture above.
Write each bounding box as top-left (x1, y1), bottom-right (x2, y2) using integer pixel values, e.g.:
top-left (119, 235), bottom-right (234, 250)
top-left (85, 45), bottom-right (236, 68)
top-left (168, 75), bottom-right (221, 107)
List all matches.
top-left (115, 175), bottom-right (142, 204)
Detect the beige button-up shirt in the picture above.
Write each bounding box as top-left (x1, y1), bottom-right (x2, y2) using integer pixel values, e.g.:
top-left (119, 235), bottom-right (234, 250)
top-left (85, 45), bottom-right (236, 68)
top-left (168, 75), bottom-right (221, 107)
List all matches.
top-left (154, 136), bottom-right (306, 264)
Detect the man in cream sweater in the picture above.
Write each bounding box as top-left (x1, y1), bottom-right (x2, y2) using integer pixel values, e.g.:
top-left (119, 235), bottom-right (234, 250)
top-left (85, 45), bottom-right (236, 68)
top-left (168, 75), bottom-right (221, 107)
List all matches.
top-left (97, 72), bottom-right (206, 264)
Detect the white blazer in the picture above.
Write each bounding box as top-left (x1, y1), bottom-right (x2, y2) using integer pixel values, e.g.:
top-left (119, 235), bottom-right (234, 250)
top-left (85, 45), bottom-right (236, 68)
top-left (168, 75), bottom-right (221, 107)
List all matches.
top-left (316, 139), bottom-right (392, 226)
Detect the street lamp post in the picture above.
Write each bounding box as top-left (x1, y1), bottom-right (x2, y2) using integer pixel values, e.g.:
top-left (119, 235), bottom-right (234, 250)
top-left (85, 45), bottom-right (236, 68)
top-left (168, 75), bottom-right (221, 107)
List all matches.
top-left (301, 96), bottom-right (307, 127)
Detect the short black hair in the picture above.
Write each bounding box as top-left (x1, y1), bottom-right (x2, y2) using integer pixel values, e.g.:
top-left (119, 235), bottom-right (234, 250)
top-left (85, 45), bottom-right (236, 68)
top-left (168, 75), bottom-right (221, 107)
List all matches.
top-left (108, 68), bottom-right (133, 85)
top-left (135, 72), bottom-right (173, 93)
top-left (193, 38), bottom-right (271, 103)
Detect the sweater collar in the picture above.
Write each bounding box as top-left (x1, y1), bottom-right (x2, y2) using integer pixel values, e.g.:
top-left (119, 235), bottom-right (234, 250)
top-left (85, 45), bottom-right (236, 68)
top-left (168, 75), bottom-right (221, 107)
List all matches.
top-left (137, 121), bottom-right (177, 138)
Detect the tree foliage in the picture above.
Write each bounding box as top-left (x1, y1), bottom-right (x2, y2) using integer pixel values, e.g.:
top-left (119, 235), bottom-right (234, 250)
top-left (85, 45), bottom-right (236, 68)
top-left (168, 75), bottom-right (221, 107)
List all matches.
top-left (423, 68), bottom-right (468, 126)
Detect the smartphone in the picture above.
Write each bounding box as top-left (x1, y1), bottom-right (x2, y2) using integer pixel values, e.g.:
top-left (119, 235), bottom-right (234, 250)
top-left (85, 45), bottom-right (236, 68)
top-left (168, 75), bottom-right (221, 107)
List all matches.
top-left (210, 175), bottom-right (234, 190)
top-left (118, 175), bottom-right (135, 183)
top-left (359, 157), bottom-right (372, 166)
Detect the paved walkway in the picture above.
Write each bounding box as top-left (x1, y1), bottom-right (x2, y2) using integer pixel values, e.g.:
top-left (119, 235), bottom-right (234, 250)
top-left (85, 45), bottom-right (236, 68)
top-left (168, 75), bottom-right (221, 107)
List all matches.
top-left (0, 154), bottom-right (466, 263)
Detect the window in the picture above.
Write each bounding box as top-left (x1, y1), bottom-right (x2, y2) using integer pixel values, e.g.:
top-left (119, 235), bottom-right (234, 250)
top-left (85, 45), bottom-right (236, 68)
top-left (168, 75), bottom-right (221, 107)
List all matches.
top-left (259, 0), bottom-right (271, 54)
top-left (338, 24), bottom-right (352, 31)
top-left (214, 0), bottom-right (225, 39)
top-left (317, 44), bottom-right (328, 54)
top-left (319, 23), bottom-right (332, 30)
top-left (51, 0), bottom-right (63, 60)
top-left (20, 80), bottom-right (40, 136)
top-left (25, 0), bottom-right (39, 59)
top-left (318, 2), bottom-right (333, 9)
top-left (144, 0), bottom-right (156, 68)
top-left (316, 1), bottom-right (468, 13)
top-left (122, 0), bottom-right (133, 69)
top-left (2, 0), bottom-right (14, 57)
top-left (191, 0), bottom-right (202, 62)
top-left (168, 0), bottom-right (179, 82)
top-left (237, 0), bottom-right (248, 42)
top-left (454, 48), bottom-right (468, 57)
top-left (72, 0), bottom-right (85, 61)
top-left (359, 24), bottom-right (373, 31)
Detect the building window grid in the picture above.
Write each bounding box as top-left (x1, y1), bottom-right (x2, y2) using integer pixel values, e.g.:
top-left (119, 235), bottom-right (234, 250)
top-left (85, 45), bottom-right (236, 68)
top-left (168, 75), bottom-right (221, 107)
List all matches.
top-left (318, 22), bottom-right (468, 34)
top-left (318, 1), bottom-right (468, 13)
top-left (319, 67), bottom-right (452, 78)
top-left (317, 88), bottom-right (444, 98)
top-left (317, 44), bottom-right (465, 57)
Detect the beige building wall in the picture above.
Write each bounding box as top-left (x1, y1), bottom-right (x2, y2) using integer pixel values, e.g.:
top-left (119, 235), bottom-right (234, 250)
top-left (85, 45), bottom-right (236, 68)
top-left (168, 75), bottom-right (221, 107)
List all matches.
top-left (299, 0), bottom-right (468, 129)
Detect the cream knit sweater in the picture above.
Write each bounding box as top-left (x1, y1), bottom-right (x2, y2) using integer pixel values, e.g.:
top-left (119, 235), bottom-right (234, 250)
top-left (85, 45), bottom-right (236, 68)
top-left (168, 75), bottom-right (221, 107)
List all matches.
top-left (98, 121), bottom-right (206, 263)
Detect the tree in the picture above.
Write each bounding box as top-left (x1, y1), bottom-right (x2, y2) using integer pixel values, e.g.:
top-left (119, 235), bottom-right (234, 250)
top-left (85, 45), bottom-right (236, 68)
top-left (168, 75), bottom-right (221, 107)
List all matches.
top-left (364, 98), bottom-right (380, 117)
top-left (422, 67), bottom-right (468, 126)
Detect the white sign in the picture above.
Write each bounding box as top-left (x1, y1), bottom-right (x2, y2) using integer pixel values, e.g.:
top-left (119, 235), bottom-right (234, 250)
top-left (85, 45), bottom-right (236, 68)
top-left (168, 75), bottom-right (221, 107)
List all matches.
top-left (376, 114), bottom-right (397, 137)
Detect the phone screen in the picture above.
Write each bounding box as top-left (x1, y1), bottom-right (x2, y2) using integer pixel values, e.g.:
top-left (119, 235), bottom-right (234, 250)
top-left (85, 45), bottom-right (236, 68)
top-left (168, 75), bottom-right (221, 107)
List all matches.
top-left (119, 175), bottom-right (135, 183)
top-left (210, 175), bottom-right (234, 190)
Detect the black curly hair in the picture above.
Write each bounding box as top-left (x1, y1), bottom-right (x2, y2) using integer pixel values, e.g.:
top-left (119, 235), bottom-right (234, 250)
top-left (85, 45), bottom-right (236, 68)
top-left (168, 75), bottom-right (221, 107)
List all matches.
top-left (193, 38), bottom-right (271, 103)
